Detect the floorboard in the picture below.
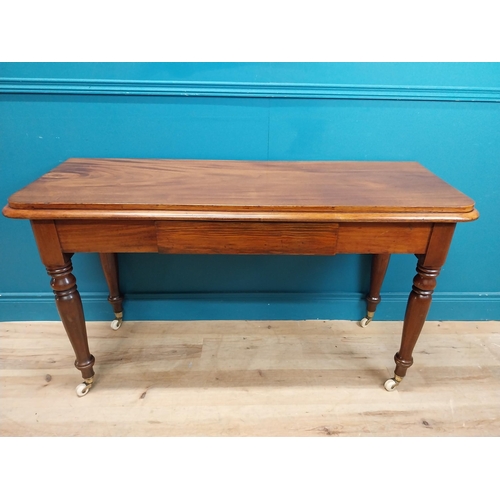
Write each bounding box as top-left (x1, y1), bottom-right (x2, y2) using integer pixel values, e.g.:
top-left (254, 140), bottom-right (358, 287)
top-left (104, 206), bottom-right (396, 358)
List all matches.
top-left (1, 320), bottom-right (499, 436)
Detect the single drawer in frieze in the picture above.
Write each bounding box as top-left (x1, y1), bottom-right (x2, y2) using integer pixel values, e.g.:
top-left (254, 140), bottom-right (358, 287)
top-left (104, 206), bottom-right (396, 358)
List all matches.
top-left (156, 221), bottom-right (339, 255)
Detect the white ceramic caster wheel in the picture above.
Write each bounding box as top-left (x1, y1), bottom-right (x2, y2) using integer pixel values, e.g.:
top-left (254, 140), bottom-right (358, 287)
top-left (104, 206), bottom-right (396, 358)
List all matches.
top-left (76, 382), bottom-right (92, 397)
top-left (111, 319), bottom-right (122, 330)
top-left (359, 317), bottom-right (371, 328)
top-left (384, 378), bottom-right (399, 392)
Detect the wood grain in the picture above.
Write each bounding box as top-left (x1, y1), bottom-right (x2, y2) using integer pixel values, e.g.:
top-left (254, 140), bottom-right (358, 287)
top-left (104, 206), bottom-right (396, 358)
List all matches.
top-left (30, 222), bottom-right (95, 379)
top-left (2, 206), bottom-right (480, 222)
top-left (157, 221), bottom-right (339, 254)
top-left (422, 223), bottom-right (457, 267)
top-left (1, 320), bottom-right (498, 437)
top-left (6, 159), bottom-right (477, 215)
top-left (99, 253), bottom-right (123, 315)
top-left (30, 220), bottom-right (65, 266)
top-left (56, 220), bottom-right (158, 252)
top-left (336, 223), bottom-right (433, 253)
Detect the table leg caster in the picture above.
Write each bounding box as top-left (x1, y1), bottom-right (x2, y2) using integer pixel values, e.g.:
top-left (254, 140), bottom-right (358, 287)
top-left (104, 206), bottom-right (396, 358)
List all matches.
top-left (110, 311), bottom-right (123, 330)
top-left (384, 374), bottom-right (403, 392)
top-left (359, 311), bottom-right (374, 328)
top-left (76, 376), bottom-right (94, 397)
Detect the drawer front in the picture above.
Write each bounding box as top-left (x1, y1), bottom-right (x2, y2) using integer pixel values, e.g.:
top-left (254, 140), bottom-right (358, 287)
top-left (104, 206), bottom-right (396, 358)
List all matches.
top-left (157, 221), bottom-right (339, 255)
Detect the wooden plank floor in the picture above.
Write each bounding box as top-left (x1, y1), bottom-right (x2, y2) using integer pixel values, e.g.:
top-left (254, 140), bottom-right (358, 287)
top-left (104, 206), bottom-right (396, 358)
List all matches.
top-left (1, 320), bottom-right (499, 437)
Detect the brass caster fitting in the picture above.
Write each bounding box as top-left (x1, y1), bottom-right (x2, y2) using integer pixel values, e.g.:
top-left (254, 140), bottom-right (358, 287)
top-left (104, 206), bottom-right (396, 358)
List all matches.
top-left (111, 311), bottom-right (123, 330)
top-left (384, 374), bottom-right (403, 392)
top-left (76, 376), bottom-right (94, 397)
top-left (359, 311), bottom-right (375, 328)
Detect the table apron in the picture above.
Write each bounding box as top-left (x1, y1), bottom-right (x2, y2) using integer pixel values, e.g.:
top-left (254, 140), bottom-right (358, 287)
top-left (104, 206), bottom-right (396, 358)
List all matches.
top-left (54, 220), bottom-right (433, 255)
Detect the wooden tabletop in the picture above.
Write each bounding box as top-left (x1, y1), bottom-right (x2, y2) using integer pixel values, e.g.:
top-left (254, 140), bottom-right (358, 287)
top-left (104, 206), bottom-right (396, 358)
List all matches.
top-left (3, 159), bottom-right (478, 222)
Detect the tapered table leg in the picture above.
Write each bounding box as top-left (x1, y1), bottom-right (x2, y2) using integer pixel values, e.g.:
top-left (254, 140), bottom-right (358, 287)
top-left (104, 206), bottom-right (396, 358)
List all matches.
top-left (99, 253), bottom-right (124, 330)
top-left (384, 224), bottom-right (456, 391)
top-left (359, 253), bottom-right (391, 327)
top-left (31, 221), bottom-right (95, 396)
top-left (383, 261), bottom-right (441, 392)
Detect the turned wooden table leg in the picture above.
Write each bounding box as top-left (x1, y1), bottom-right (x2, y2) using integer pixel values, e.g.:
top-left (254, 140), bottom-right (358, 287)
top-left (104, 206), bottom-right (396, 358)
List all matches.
top-left (99, 253), bottom-right (124, 330)
top-left (31, 221), bottom-right (95, 396)
top-left (359, 253), bottom-right (390, 327)
top-left (385, 224), bottom-right (456, 391)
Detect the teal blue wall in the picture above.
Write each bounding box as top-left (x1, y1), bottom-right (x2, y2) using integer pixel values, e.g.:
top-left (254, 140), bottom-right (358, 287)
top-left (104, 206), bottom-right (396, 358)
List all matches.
top-left (1, 63), bottom-right (499, 321)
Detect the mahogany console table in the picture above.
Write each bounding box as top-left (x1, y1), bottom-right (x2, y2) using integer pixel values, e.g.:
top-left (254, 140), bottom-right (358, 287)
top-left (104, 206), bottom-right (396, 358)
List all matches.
top-left (3, 159), bottom-right (479, 396)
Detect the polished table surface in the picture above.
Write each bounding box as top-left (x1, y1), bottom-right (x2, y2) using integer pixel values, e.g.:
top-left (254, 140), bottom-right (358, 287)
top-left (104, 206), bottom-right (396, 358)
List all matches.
top-left (3, 159), bottom-right (479, 396)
